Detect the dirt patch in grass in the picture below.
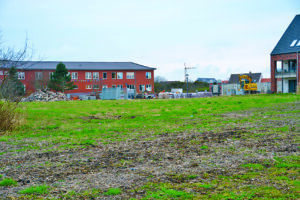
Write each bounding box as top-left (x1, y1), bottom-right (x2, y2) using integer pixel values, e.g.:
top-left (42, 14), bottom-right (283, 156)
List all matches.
top-left (81, 115), bottom-right (121, 121)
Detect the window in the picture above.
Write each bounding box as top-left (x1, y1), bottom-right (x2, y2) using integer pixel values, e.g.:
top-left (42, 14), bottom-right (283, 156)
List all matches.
top-left (93, 85), bottom-right (99, 89)
top-left (139, 84), bottom-right (145, 92)
top-left (127, 84), bottom-right (135, 89)
top-left (0, 71), bottom-right (8, 75)
top-left (73, 85), bottom-right (78, 89)
top-left (112, 72), bottom-right (116, 79)
top-left (72, 72), bottom-right (78, 79)
top-left (49, 72), bottom-right (54, 79)
top-left (117, 72), bottom-right (123, 79)
top-left (85, 72), bottom-right (92, 79)
top-left (288, 60), bottom-right (296, 71)
top-left (276, 61), bottom-right (282, 72)
top-left (35, 72), bottom-right (43, 80)
top-left (146, 84), bottom-right (152, 91)
top-left (146, 72), bottom-right (151, 79)
top-left (18, 72), bottom-right (25, 80)
top-left (117, 84), bottom-right (123, 89)
top-left (126, 72), bottom-right (134, 79)
top-left (103, 72), bottom-right (107, 79)
top-left (93, 72), bottom-right (99, 79)
top-left (102, 85), bottom-right (108, 89)
top-left (290, 40), bottom-right (298, 47)
top-left (112, 85), bottom-right (116, 88)
top-left (86, 85), bottom-right (92, 89)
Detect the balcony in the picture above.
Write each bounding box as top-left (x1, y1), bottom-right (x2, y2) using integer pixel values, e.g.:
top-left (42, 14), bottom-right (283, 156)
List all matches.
top-left (275, 69), bottom-right (297, 78)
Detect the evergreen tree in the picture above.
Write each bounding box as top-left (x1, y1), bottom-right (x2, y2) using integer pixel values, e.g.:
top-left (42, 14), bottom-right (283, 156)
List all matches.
top-left (7, 66), bottom-right (25, 96)
top-left (48, 62), bottom-right (75, 92)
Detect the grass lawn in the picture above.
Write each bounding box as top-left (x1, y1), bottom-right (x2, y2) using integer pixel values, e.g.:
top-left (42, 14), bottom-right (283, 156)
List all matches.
top-left (0, 94), bottom-right (299, 199)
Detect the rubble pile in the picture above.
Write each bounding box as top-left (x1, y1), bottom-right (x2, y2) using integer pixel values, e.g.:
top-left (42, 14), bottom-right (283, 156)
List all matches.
top-left (21, 90), bottom-right (68, 102)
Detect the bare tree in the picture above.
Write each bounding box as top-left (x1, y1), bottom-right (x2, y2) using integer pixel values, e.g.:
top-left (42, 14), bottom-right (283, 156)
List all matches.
top-left (0, 34), bottom-right (33, 102)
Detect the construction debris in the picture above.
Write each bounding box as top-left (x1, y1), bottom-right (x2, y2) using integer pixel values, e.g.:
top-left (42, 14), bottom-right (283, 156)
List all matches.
top-left (21, 90), bottom-right (68, 102)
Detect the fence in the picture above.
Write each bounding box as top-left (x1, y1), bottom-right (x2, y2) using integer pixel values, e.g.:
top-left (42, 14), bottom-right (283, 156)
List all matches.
top-left (159, 92), bottom-right (213, 99)
top-left (222, 82), bottom-right (271, 95)
top-left (100, 88), bottom-right (129, 100)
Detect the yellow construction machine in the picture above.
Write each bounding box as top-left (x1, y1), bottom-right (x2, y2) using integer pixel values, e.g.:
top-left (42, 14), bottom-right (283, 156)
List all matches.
top-left (238, 74), bottom-right (258, 94)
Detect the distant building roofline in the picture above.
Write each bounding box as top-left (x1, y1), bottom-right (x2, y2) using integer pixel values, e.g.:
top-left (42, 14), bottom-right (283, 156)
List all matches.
top-left (1, 61), bottom-right (156, 71)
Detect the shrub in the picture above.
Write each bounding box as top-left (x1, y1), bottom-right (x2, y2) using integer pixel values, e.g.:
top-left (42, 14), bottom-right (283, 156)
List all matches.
top-left (0, 101), bottom-right (22, 133)
top-left (0, 178), bottom-right (18, 187)
top-left (19, 185), bottom-right (50, 195)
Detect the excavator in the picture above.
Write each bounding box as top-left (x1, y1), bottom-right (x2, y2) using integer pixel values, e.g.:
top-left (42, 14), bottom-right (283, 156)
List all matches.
top-left (238, 73), bottom-right (258, 94)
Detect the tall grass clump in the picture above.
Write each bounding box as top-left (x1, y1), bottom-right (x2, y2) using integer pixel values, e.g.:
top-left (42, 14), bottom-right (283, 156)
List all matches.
top-left (19, 184), bottom-right (50, 195)
top-left (0, 101), bottom-right (22, 133)
top-left (0, 178), bottom-right (18, 187)
top-left (103, 188), bottom-right (122, 196)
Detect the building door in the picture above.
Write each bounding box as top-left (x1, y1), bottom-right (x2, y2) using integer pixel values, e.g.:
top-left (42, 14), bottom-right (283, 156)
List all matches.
top-left (288, 80), bottom-right (296, 93)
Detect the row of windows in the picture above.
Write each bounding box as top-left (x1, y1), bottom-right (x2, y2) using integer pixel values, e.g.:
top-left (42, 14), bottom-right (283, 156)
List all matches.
top-left (82, 72), bottom-right (151, 80)
top-left (74, 84), bottom-right (152, 91)
top-left (0, 71), bottom-right (25, 80)
top-left (3, 71), bottom-right (152, 81)
top-left (0, 71), bottom-right (153, 92)
top-left (275, 60), bottom-right (297, 71)
top-left (0, 71), bottom-right (9, 76)
top-left (0, 72), bottom-right (26, 80)
top-left (34, 71), bottom-right (152, 80)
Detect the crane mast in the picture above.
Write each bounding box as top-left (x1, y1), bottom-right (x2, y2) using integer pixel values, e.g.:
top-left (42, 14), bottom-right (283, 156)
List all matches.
top-left (184, 63), bottom-right (196, 97)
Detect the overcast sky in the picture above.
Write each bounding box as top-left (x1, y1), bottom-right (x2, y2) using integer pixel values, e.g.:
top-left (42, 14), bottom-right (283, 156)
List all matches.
top-left (0, 0), bottom-right (299, 81)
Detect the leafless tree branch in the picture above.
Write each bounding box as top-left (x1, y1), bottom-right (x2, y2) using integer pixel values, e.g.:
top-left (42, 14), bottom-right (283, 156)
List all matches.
top-left (0, 32), bottom-right (34, 102)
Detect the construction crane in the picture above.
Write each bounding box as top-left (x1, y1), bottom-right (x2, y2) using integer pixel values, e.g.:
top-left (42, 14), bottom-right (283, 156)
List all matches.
top-left (238, 73), bottom-right (258, 94)
top-left (184, 63), bottom-right (196, 97)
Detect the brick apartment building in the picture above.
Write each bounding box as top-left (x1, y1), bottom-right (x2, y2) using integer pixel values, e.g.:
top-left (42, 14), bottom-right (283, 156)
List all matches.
top-left (271, 14), bottom-right (300, 93)
top-left (0, 61), bottom-right (156, 94)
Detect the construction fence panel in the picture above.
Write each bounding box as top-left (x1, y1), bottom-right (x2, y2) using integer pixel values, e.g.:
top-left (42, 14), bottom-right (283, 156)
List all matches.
top-left (222, 82), bottom-right (271, 95)
top-left (257, 82), bottom-right (271, 93)
top-left (222, 84), bottom-right (239, 96)
top-left (100, 88), bottom-right (128, 100)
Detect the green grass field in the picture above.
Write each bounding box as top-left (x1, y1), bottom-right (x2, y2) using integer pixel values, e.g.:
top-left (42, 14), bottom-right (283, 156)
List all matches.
top-left (0, 94), bottom-right (299, 199)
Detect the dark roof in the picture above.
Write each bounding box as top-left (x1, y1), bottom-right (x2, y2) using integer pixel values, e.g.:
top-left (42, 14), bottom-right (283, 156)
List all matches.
top-left (3, 61), bottom-right (156, 71)
top-left (196, 78), bottom-right (217, 83)
top-left (271, 14), bottom-right (300, 55)
top-left (228, 73), bottom-right (262, 84)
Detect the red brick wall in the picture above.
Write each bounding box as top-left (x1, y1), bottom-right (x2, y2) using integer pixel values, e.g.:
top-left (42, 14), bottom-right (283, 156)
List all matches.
top-left (270, 53), bottom-right (300, 92)
top-left (9, 69), bottom-right (155, 94)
